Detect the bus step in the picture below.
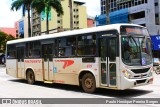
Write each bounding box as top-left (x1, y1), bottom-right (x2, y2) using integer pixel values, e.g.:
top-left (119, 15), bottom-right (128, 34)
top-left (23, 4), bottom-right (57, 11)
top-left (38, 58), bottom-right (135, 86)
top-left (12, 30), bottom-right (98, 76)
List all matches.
top-left (44, 81), bottom-right (53, 84)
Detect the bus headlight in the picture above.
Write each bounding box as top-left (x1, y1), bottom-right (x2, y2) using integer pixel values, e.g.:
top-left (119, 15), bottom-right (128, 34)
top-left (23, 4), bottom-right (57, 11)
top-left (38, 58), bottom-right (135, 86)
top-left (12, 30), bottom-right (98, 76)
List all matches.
top-left (148, 71), bottom-right (153, 77)
top-left (122, 70), bottom-right (132, 79)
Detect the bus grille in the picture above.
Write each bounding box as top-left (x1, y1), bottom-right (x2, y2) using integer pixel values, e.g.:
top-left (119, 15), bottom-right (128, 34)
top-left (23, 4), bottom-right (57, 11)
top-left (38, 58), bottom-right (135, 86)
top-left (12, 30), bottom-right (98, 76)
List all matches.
top-left (131, 68), bottom-right (150, 74)
top-left (136, 79), bottom-right (146, 84)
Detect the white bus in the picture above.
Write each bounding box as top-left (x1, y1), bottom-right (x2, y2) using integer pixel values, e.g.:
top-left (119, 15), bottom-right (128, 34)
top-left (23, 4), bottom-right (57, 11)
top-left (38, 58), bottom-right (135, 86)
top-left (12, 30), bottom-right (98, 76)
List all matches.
top-left (6, 24), bottom-right (153, 93)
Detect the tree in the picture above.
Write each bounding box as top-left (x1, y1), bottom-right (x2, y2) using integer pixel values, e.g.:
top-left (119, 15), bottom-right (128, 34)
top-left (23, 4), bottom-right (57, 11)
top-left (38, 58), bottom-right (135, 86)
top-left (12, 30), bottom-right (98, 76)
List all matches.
top-left (11, 0), bottom-right (33, 37)
top-left (106, 0), bottom-right (110, 24)
top-left (0, 31), bottom-right (15, 53)
top-left (32, 0), bottom-right (63, 34)
top-left (69, 0), bottom-right (73, 30)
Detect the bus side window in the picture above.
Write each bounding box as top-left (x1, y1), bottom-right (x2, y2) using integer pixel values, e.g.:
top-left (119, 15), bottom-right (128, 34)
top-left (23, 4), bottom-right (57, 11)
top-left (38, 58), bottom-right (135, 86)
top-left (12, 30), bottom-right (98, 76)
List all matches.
top-left (66, 36), bottom-right (76, 56)
top-left (7, 45), bottom-right (16, 59)
top-left (58, 38), bottom-right (66, 57)
top-left (26, 41), bottom-right (41, 58)
top-left (77, 34), bottom-right (96, 56)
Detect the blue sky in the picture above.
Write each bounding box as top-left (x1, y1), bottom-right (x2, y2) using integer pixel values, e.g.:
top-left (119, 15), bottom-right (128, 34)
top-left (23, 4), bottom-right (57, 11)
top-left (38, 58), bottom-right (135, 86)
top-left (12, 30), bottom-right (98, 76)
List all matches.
top-left (0, 0), bottom-right (100, 28)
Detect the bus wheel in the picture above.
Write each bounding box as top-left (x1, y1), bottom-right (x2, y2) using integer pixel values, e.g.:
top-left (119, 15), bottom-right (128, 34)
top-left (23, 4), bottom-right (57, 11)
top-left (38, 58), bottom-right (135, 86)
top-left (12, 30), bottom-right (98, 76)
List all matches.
top-left (82, 73), bottom-right (96, 93)
top-left (26, 70), bottom-right (35, 84)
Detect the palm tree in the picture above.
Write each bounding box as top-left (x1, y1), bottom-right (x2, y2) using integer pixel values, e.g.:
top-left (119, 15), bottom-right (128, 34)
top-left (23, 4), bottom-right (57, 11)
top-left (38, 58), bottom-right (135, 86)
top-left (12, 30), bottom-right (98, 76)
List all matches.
top-left (11, 0), bottom-right (33, 37)
top-left (106, 0), bottom-right (110, 24)
top-left (32, 0), bottom-right (63, 34)
top-left (69, 0), bottom-right (73, 30)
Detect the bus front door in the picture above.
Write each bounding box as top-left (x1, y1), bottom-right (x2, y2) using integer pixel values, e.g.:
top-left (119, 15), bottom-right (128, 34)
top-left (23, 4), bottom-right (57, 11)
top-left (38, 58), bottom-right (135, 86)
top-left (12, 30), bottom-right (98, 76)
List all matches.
top-left (17, 46), bottom-right (25, 78)
top-left (99, 37), bottom-right (118, 87)
top-left (42, 44), bottom-right (53, 81)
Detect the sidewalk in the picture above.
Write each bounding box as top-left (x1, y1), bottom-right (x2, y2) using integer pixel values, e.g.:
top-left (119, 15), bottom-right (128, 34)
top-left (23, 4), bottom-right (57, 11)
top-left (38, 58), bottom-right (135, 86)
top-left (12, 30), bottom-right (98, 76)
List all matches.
top-left (0, 64), bottom-right (6, 67)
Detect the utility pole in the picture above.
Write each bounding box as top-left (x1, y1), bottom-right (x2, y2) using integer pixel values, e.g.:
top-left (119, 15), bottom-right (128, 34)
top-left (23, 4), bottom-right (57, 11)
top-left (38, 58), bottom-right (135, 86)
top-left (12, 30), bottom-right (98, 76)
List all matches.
top-left (106, 0), bottom-right (110, 25)
top-left (69, 0), bottom-right (73, 30)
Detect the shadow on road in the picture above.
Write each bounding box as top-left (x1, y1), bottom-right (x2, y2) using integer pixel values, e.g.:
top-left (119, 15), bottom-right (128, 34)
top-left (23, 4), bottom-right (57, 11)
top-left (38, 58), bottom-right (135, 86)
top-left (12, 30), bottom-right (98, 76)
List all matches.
top-left (10, 79), bottom-right (153, 98)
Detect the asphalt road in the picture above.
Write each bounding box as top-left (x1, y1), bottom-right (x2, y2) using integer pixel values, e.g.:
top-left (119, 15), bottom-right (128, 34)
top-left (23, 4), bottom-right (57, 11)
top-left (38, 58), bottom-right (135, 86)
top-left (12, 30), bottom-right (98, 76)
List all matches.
top-left (0, 66), bottom-right (160, 107)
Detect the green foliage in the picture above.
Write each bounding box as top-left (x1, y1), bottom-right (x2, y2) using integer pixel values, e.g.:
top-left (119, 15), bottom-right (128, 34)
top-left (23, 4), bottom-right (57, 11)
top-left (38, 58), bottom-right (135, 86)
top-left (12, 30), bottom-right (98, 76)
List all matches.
top-left (11, 0), bottom-right (32, 37)
top-left (0, 31), bottom-right (15, 53)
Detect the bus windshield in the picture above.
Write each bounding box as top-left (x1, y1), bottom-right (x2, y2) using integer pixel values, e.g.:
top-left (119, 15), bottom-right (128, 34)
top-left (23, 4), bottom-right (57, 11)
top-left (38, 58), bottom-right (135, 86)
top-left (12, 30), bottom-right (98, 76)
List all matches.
top-left (121, 26), bottom-right (152, 66)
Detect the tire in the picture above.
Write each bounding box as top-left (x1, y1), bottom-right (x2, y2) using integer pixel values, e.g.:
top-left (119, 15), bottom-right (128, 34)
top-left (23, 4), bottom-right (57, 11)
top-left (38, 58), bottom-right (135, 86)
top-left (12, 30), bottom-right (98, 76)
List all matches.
top-left (82, 73), bottom-right (96, 93)
top-left (26, 70), bottom-right (35, 84)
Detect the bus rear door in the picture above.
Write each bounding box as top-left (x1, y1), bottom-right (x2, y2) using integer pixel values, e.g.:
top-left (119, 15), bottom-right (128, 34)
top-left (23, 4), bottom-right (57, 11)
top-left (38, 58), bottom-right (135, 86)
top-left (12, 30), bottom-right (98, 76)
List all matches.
top-left (17, 46), bottom-right (25, 78)
top-left (42, 43), bottom-right (54, 81)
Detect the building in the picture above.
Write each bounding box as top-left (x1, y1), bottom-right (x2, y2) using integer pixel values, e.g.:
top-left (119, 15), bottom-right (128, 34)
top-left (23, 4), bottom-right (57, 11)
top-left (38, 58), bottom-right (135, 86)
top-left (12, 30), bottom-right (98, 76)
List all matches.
top-left (87, 16), bottom-right (95, 28)
top-left (19, 19), bottom-right (24, 38)
top-left (32, 0), bottom-right (87, 36)
top-left (151, 35), bottom-right (160, 58)
top-left (32, 9), bottom-right (41, 36)
top-left (17, 15), bottom-right (30, 38)
top-left (0, 27), bottom-right (16, 38)
top-left (96, 0), bottom-right (160, 35)
top-left (14, 21), bottom-right (19, 38)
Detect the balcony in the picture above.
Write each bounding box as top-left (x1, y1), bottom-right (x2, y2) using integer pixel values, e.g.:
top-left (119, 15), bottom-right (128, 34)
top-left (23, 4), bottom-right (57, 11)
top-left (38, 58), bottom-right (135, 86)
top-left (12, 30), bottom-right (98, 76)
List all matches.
top-left (130, 18), bottom-right (146, 24)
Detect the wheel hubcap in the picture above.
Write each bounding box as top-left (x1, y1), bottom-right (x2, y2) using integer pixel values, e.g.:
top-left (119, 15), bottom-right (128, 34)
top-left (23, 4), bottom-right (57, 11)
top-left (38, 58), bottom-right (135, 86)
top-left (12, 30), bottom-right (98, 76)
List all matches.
top-left (85, 78), bottom-right (93, 89)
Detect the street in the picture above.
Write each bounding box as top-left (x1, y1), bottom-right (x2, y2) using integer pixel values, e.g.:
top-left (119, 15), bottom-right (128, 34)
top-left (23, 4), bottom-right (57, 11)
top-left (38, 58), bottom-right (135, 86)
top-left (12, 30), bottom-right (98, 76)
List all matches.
top-left (0, 66), bottom-right (160, 107)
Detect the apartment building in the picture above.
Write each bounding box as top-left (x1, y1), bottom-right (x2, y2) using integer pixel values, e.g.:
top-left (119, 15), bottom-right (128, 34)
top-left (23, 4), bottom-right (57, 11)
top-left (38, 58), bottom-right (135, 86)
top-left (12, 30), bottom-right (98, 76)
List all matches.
top-left (32, 9), bottom-right (41, 36)
top-left (96, 0), bottom-right (160, 35)
top-left (32, 0), bottom-right (87, 36)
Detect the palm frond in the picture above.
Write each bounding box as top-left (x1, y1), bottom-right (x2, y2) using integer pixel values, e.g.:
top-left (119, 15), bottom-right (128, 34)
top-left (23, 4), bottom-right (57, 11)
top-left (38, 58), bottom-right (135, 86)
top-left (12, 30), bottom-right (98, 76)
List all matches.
top-left (11, 0), bottom-right (24, 11)
top-left (31, 0), bottom-right (45, 14)
top-left (50, 0), bottom-right (64, 15)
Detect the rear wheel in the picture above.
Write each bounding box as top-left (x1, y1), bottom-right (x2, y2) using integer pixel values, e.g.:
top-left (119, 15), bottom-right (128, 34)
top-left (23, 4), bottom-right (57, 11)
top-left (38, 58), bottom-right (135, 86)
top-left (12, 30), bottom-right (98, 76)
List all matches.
top-left (82, 73), bottom-right (96, 93)
top-left (26, 70), bottom-right (35, 84)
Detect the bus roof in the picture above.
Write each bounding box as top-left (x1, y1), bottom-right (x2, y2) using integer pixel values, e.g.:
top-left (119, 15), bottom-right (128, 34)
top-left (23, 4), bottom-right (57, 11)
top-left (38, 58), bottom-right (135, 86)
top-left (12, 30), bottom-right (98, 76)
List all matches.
top-left (7, 23), bottom-right (142, 45)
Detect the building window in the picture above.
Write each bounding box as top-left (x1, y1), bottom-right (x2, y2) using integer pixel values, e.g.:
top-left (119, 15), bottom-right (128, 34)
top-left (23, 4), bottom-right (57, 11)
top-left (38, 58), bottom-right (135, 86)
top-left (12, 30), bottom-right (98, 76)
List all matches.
top-left (155, 2), bottom-right (158, 6)
top-left (57, 14), bottom-right (60, 17)
top-left (77, 21), bottom-right (79, 24)
top-left (145, 0), bottom-right (147, 3)
top-left (130, 11), bottom-right (145, 20)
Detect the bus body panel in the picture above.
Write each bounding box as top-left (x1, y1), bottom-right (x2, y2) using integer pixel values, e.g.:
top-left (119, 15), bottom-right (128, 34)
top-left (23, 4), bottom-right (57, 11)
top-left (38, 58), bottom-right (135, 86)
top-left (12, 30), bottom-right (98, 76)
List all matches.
top-left (24, 59), bottom-right (43, 81)
top-left (53, 58), bottom-right (81, 85)
top-left (17, 61), bottom-right (25, 78)
top-left (6, 59), bottom-right (17, 78)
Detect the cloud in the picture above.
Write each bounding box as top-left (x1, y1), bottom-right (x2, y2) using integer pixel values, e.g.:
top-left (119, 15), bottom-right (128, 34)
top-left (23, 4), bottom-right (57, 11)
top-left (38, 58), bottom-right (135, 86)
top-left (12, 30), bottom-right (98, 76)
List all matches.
top-left (0, 0), bottom-right (21, 27)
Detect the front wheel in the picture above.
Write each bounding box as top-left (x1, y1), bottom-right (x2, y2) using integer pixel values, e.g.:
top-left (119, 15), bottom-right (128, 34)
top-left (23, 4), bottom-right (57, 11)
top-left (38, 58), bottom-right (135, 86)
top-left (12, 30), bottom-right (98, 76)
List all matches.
top-left (82, 73), bottom-right (96, 93)
top-left (26, 70), bottom-right (35, 84)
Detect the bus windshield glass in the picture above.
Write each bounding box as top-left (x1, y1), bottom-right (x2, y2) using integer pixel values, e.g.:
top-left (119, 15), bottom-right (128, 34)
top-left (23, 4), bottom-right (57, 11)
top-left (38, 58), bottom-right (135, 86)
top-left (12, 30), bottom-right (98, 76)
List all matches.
top-left (121, 26), bottom-right (152, 66)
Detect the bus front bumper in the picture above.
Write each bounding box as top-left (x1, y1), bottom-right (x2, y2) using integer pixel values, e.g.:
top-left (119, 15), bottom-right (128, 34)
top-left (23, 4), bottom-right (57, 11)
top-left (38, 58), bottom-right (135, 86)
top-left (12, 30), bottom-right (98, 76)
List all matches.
top-left (120, 76), bottom-right (153, 90)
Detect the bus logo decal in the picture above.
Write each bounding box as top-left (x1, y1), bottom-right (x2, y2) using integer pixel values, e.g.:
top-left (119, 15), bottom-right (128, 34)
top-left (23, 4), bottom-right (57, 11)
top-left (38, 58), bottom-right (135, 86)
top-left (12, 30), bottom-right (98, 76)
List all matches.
top-left (55, 60), bottom-right (74, 69)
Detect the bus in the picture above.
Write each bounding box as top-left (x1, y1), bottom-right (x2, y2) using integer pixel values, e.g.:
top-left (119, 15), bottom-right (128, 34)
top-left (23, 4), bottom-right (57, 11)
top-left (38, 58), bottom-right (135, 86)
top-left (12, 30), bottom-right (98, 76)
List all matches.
top-left (6, 24), bottom-right (153, 93)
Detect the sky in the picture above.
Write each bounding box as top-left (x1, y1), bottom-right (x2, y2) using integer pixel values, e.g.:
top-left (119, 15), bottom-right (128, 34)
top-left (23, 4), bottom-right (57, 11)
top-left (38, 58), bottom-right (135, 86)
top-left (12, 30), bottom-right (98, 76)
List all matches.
top-left (0, 0), bottom-right (100, 28)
